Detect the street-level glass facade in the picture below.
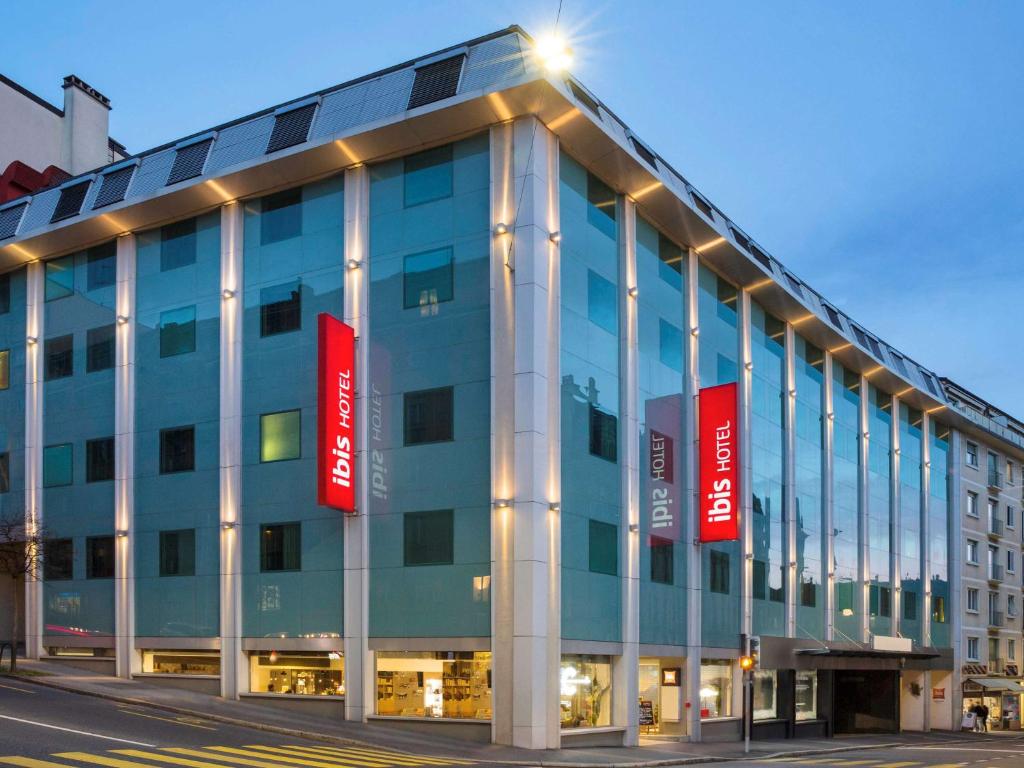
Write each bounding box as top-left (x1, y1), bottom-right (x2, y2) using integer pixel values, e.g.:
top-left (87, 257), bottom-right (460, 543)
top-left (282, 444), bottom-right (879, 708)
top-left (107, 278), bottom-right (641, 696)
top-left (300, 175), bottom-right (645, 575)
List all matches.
top-left (636, 215), bottom-right (686, 646)
top-left (794, 337), bottom-right (825, 640)
top-left (560, 655), bottom-right (612, 728)
top-left (251, 651), bottom-right (344, 696)
top-left (898, 404), bottom-right (923, 643)
top-left (832, 361), bottom-right (861, 641)
top-left (376, 652), bottom-right (491, 719)
top-left (560, 151), bottom-right (621, 643)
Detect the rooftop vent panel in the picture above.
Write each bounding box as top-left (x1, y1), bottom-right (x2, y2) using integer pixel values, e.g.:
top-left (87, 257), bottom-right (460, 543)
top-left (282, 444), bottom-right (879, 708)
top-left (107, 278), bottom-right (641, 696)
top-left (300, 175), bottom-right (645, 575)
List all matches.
top-left (889, 351), bottom-right (908, 378)
top-left (729, 226), bottom-right (751, 252)
top-left (629, 137), bottom-right (658, 170)
top-left (822, 304), bottom-right (844, 329)
top-left (408, 54), bottom-right (466, 110)
top-left (920, 370), bottom-right (940, 397)
top-left (0, 203), bottom-right (28, 240)
top-left (568, 80), bottom-right (601, 116)
top-left (748, 244), bottom-right (773, 272)
top-left (690, 191), bottom-right (715, 221)
top-left (92, 166), bottom-right (135, 209)
top-left (167, 138), bottom-right (213, 186)
top-left (266, 103), bottom-right (317, 154)
top-left (783, 271), bottom-right (804, 296)
top-left (50, 181), bottom-right (91, 223)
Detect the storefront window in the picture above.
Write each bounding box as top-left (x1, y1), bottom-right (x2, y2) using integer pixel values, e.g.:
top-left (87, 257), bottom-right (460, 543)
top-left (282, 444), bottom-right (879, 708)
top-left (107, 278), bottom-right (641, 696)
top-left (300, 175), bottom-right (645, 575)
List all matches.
top-left (699, 660), bottom-right (732, 719)
top-left (560, 655), bottom-right (612, 728)
top-left (795, 670), bottom-right (818, 720)
top-left (142, 650), bottom-right (220, 676)
top-left (753, 669), bottom-right (778, 720)
top-left (376, 652), bottom-right (491, 720)
top-left (249, 651), bottom-right (344, 696)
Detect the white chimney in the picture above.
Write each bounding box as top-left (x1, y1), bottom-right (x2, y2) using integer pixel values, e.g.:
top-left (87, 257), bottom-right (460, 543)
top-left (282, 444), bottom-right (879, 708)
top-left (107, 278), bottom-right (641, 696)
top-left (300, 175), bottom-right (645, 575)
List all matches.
top-left (61, 75), bottom-right (111, 175)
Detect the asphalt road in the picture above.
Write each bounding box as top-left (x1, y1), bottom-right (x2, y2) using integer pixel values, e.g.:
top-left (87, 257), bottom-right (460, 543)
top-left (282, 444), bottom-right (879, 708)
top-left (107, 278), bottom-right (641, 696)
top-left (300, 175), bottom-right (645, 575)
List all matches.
top-left (728, 739), bottom-right (1024, 768)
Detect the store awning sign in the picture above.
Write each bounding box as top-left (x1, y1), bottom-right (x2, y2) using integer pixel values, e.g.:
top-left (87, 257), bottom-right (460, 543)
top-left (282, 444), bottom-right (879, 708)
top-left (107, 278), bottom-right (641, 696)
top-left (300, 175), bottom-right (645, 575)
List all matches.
top-left (698, 382), bottom-right (739, 542)
top-left (318, 313), bottom-right (357, 514)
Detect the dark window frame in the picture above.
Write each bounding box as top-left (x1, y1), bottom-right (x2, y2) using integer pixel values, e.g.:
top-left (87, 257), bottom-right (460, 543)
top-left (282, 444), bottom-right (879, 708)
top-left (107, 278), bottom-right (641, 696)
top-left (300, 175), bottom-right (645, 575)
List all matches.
top-left (86, 324), bottom-right (115, 373)
top-left (260, 522), bottom-right (302, 572)
top-left (403, 386), bottom-right (454, 446)
top-left (44, 334), bottom-right (74, 380)
top-left (159, 528), bottom-right (196, 577)
top-left (259, 281), bottom-right (302, 337)
top-left (588, 519), bottom-right (618, 576)
top-left (44, 538), bottom-right (73, 581)
top-left (260, 188), bottom-right (303, 245)
top-left (588, 405), bottom-right (618, 463)
top-left (403, 509), bottom-right (454, 567)
top-left (0, 452), bottom-right (9, 493)
top-left (709, 549), bottom-right (730, 594)
top-left (86, 535), bottom-right (115, 579)
top-left (85, 437), bottom-right (115, 483)
top-left (42, 443), bottom-right (73, 488)
top-left (160, 425), bottom-right (195, 474)
top-left (650, 536), bottom-right (673, 585)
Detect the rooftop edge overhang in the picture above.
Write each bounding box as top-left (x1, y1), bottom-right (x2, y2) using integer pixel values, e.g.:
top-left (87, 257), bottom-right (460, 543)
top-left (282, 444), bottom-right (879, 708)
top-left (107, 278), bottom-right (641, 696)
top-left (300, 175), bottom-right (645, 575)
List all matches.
top-left (0, 64), bottom-right (979, 437)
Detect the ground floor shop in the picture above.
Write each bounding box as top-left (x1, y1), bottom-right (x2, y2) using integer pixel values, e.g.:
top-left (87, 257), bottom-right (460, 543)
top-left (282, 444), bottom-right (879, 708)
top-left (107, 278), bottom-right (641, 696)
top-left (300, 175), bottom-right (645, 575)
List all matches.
top-left (962, 677), bottom-right (1024, 732)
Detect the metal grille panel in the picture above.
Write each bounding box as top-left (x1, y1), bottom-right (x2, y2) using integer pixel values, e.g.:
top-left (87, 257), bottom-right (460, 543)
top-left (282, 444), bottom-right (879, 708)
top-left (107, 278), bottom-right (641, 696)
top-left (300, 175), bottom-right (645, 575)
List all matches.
top-left (50, 181), bottom-right (91, 223)
top-left (459, 34), bottom-right (526, 93)
top-left (0, 203), bottom-right (27, 240)
top-left (128, 150), bottom-right (176, 199)
top-left (167, 139), bottom-right (213, 186)
top-left (568, 80), bottom-right (600, 116)
top-left (92, 166), bottom-right (135, 209)
top-left (206, 115), bottom-right (275, 174)
top-left (408, 55), bottom-right (465, 110)
top-left (630, 138), bottom-right (658, 169)
top-left (310, 82), bottom-right (370, 139)
top-left (266, 103), bottom-right (317, 154)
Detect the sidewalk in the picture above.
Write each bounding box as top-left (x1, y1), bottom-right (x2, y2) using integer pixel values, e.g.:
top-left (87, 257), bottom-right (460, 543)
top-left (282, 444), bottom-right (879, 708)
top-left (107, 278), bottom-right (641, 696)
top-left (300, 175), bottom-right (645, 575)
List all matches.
top-left (2, 659), bottom-right (1013, 766)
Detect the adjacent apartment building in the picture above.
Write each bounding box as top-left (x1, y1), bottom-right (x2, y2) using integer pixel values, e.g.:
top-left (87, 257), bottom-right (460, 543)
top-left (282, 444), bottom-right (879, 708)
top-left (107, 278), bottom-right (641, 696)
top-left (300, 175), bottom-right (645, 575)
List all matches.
top-left (0, 26), bottom-right (1018, 747)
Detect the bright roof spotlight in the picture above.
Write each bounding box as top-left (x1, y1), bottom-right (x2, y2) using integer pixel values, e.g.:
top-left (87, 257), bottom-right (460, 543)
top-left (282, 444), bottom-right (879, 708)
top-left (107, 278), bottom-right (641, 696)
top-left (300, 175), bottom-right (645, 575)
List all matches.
top-left (535, 33), bottom-right (573, 72)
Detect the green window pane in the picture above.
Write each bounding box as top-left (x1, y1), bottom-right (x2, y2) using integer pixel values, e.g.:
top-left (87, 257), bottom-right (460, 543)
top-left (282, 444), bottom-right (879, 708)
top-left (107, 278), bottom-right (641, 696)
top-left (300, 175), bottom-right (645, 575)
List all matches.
top-left (161, 218), bottom-right (198, 271)
top-left (588, 519), bottom-right (618, 576)
top-left (0, 349), bottom-right (8, 389)
top-left (45, 255), bottom-right (74, 301)
top-left (261, 188), bottom-right (302, 245)
top-left (260, 523), bottom-right (301, 571)
top-left (403, 144), bottom-right (453, 207)
top-left (43, 443), bottom-right (73, 487)
top-left (404, 509), bottom-right (454, 566)
top-left (160, 529), bottom-right (196, 577)
top-left (659, 319), bottom-right (683, 372)
top-left (159, 305), bottom-right (196, 357)
top-left (260, 410), bottom-right (301, 462)
top-left (0, 452), bottom-right (9, 493)
top-left (44, 538), bottom-right (73, 580)
top-left (587, 269), bottom-right (616, 334)
top-left (86, 242), bottom-right (116, 291)
top-left (86, 535), bottom-right (115, 578)
top-left (403, 247), bottom-right (453, 310)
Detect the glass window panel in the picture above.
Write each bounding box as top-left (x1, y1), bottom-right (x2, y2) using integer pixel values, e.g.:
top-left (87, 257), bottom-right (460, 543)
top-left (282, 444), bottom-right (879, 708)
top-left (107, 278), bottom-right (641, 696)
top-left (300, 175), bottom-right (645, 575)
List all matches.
top-left (85, 437), bottom-right (114, 483)
top-left (160, 426), bottom-right (195, 474)
top-left (560, 655), bottom-right (612, 728)
top-left (403, 387), bottom-right (453, 445)
top-left (710, 550), bottom-right (730, 594)
top-left (260, 410), bottom-right (301, 462)
top-left (260, 523), bottom-right (301, 572)
top-left (44, 538), bottom-right (73, 580)
top-left (403, 145), bottom-right (453, 207)
top-left (588, 519), bottom-right (618, 575)
top-left (377, 651), bottom-right (490, 718)
top-left (260, 280), bottom-right (302, 336)
top-left (650, 537), bottom-right (673, 584)
top-left (403, 510), bottom-right (454, 566)
top-left (753, 669), bottom-right (778, 720)
top-left (260, 188), bottom-right (303, 245)
top-left (588, 405), bottom-right (617, 462)
top-left (86, 242), bottom-right (116, 291)
top-left (86, 535), bottom-right (115, 579)
top-left (795, 670), bottom-right (818, 720)
top-left (586, 173), bottom-right (616, 240)
top-left (43, 443), bottom-right (73, 487)
top-left (0, 453), bottom-right (8, 493)
top-left (161, 217), bottom-right (198, 271)
top-left (159, 529), bottom-right (196, 577)
top-left (0, 273), bottom-right (9, 314)
top-left (658, 319), bottom-right (683, 373)
top-left (144, 651), bottom-right (220, 675)
top-left (86, 324), bottom-right (115, 372)
top-left (45, 255), bottom-right (74, 300)
top-left (587, 269), bottom-right (617, 334)
top-left (253, 652), bottom-right (344, 696)
top-left (0, 349), bottom-right (8, 390)
top-left (403, 248), bottom-right (453, 310)
top-left (699, 660), bottom-right (732, 718)
top-left (44, 334), bottom-right (74, 380)
top-left (159, 305), bottom-right (197, 357)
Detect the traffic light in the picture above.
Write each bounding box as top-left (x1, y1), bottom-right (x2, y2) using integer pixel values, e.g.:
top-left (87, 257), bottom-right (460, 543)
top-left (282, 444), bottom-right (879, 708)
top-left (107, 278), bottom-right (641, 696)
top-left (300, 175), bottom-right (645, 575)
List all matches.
top-left (739, 655), bottom-right (754, 671)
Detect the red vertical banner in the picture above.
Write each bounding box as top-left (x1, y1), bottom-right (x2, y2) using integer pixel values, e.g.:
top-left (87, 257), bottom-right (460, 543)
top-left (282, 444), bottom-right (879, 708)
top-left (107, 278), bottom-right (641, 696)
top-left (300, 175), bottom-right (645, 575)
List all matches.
top-left (318, 313), bottom-right (357, 514)
top-left (698, 382), bottom-right (739, 542)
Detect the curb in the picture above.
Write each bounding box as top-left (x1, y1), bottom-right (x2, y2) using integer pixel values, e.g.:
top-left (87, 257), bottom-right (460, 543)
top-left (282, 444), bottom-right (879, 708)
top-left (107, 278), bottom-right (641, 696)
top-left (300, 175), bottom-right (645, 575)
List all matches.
top-left (0, 673), bottom-right (1003, 767)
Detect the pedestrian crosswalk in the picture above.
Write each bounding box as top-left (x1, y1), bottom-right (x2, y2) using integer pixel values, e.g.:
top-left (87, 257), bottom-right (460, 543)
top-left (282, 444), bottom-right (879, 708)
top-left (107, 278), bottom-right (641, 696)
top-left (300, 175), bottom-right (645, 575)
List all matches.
top-left (0, 745), bottom-right (475, 768)
top-left (762, 759), bottom-right (970, 768)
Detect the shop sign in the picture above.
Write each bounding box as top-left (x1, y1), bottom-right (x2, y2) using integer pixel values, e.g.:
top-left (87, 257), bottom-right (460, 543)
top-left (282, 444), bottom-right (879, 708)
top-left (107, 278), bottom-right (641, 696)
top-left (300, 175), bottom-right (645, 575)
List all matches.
top-left (932, 687), bottom-right (945, 700)
top-left (647, 394), bottom-right (682, 540)
top-left (317, 313), bottom-right (356, 514)
top-left (639, 699), bottom-right (655, 725)
top-left (698, 382), bottom-right (739, 542)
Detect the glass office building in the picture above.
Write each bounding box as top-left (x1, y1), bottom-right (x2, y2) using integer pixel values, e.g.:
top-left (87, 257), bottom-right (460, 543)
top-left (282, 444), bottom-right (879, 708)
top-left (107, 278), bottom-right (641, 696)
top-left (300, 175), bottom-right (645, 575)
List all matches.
top-left (0, 25), bottom-right (1017, 748)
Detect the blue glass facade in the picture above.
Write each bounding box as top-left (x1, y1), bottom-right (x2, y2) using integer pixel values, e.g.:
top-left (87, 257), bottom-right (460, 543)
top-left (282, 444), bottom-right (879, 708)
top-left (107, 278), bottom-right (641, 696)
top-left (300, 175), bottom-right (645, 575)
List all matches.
top-left (928, 421), bottom-right (951, 647)
top-left (0, 269), bottom-right (26, 544)
top-left (866, 384), bottom-right (893, 637)
top-left (793, 336), bottom-right (824, 640)
top-left (832, 360), bottom-right (861, 641)
top-left (898, 404), bottom-right (923, 644)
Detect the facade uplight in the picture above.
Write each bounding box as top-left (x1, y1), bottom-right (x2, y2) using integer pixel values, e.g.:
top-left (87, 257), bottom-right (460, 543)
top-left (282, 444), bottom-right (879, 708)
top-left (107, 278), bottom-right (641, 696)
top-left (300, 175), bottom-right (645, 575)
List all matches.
top-left (222, 288), bottom-right (236, 300)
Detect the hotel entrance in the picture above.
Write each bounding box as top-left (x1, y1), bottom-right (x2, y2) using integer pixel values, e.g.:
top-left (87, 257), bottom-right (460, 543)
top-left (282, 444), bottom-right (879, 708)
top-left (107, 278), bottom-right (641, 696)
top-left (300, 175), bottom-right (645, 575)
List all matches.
top-left (833, 670), bottom-right (899, 734)
top-left (638, 657), bottom-right (685, 738)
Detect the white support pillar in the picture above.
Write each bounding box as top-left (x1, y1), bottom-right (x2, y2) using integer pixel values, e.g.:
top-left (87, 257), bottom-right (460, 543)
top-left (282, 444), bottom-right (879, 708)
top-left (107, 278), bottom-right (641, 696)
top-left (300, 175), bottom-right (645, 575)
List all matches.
top-left (114, 234), bottom-right (137, 678)
top-left (343, 163), bottom-right (372, 723)
top-left (23, 260), bottom-right (43, 661)
top-left (614, 196), bottom-right (639, 746)
top-left (683, 250), bottom-right (702, 741)
top-left (858, 375), bottom-right (870, 643)
top-left (822, 354), bottom-right (835, 643)
top-left (784, 324), bottom-right (797, 638)
top-left (890, 394), bottom-right (902, 639)
top-left (738, 290), bottom-right (753, 643)
top-left (219, 201), bottom-right (244, 699)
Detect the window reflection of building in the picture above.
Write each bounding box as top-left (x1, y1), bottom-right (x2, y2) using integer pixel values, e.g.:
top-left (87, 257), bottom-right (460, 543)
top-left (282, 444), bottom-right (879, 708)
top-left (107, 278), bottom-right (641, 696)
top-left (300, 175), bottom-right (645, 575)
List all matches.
top-left (375, 652), bottom-right (491, 720)
top-left (795, 670), bottom-right (818, 720)
top-left (752, 669), bottom-right (777, 720)
top-left (560, 655), bottom-right (612, 728)
top-left (699, 660), bottom-right (732, 719)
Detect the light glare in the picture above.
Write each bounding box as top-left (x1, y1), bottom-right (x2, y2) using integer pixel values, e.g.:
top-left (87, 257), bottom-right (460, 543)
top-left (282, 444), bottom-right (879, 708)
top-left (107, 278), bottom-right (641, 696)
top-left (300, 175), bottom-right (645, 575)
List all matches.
top-left (535, 33), bottom-right (573, 72)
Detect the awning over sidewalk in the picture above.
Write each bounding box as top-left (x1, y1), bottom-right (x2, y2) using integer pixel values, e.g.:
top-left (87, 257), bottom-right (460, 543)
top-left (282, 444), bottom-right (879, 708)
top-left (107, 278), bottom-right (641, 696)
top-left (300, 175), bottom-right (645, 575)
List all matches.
top-left (794, 648), bottom-right (940, 660)
top-left (965, 677), bottom-right (1024, 693)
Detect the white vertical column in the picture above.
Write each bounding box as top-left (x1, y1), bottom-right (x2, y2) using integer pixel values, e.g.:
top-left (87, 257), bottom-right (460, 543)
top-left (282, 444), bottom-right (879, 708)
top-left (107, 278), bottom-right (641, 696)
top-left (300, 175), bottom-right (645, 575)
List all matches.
top-left (683, 250), bottom-right (701, 742)
top-left (343, 163), bottom-right (372, 722)
top-left (499, 116), bottom-right (561, 749)
top-left (114, 234), bottom-right (137, 678)
top-left (23, 260), bottom-right (43, 661)
top-left (784, 325), bottom-right (797, 638)
top-left (891, 394), bottom-right (901, 638)
top-left (858, 375), bottom-right (870, 643)
top-left (739, 290), bottom-right (753, 644)
top-left (219, 201), bottom-right (244, 699)
top-left (614, 197), bottom-right (639, 746)
top-left (822, 354), bottom-right (835, 642)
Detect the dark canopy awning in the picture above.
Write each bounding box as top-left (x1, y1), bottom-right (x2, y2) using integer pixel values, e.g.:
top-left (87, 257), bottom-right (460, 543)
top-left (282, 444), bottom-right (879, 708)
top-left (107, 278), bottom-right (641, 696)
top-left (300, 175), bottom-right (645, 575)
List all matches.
top-left (794, 648), bottom-right (941, 660)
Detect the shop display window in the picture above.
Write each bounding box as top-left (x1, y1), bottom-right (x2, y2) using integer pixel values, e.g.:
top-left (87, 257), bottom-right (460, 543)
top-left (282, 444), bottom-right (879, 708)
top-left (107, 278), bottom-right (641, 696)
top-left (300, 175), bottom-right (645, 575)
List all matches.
top-left (699, 660), bottom-right (732, 719)
top-left (753, 669), bottom-right (778, 720)
top-left (142, 650), bottom-right (220, 676)
top-left (795, 670), bottom-right (818, 720)
top-left (560, 655), bottom-right (612, 728)
top-left (376, 652), bottom-right (491, 720)
top-left (249, 651), bottom-right (344, 696)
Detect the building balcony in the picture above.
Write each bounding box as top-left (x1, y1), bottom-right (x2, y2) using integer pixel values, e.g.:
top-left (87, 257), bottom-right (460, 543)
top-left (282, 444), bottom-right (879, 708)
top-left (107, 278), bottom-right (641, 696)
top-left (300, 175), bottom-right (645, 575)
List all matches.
top-left (989, 611), bottom-right (1005, 628)
top-left (989, 564), bottom-right (1004, 584)
top-left (989, 469), bottom-right (1004, 492)
top-left (989, 517), bottom-right (1005, 539)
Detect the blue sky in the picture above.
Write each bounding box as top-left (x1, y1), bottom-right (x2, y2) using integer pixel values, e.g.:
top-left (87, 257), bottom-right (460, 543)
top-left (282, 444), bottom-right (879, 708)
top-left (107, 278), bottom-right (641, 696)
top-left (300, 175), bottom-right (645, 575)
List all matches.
top-left (4, 1), bottom-right (1022, 412)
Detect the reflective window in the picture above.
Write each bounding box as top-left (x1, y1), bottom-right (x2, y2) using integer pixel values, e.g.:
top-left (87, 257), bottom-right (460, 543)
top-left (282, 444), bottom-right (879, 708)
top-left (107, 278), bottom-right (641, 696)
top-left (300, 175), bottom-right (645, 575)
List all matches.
top-left (253, 652), bottom-right (344, 696)
top-left (260, 188), bottom-right (302, 245)
top-left (930, 422), bottom-right (951, 646)
top-left (161, 218), bottom-right (197, 271)
top-left (658, 319), bottom-right (683, 372)
top-left (260, 410), bottom-right (301, 462)
top-left (259, 280), bottom-right (301, 337)
top-left (143, 650), bottom-right (219, 675)
top-left (404, 510), bottom-right (454, 566)
top-left (44, 538), bottom-right (73, 580)
top-left (377, 652), bottom-right (490, 719)
top-left (43, 443), bottom-right (73, 487)
top-left (159, 426), bottom-right (195, 474)
top-left (86, 242), bottom-right (116, 291)
top-left (45, 255), bottom-right (74, 301)
top-left (588, 405), bottom-right (617, 462)
top-left (966, 441), bottom-right (978, 467)
top-left (0, 272), bottom-right (9, 314)
top-left (699, 660), bottom-right (732, 719)
top-left (753, 669), bottom-right (777, 720)
top-left (0, 348), bottom-right (8, 389)
top-left (588, 519), bottom-right (618, 575)
top-left (0, 452), bottom-right (8, 493)
top-left (560, 655), bottom-right (612, 728)
top-left (86, 535), bottom-right (115, 579)
top-left (899, 403), bottom-right (923, 642)
top-left (159, 529), bottom-right (196, 577)
top-left (159, 306), bottom-right (196, 357)
top-left (795, 670), bottom-right (818, 720)
top-left (709, 550), bottom-right (730, 594)
top-left (85, 437), bottom-right (114, 483)
top-left (403, 247), bottom-right (453, 310)
top-left (867, 385), bottom-right (893, 635)
top-left (832, 361), bottom-right (861, 639)
top-left (650, 537), bottom-right (673, 584)
top-left (404, 145), bottom-right (453, 207)
top-left (86, 324), bottom-right (115, 372)
top-left (45, 334), bottom-right (74, 380)
top-left (260, 523), bottom-right (301, 572)
top-left (403, 387), bottom-right (453, 445)
top-left (587, 269), bottom-right (617, 334)
top-left (794, 336), bottom-right (824, 638)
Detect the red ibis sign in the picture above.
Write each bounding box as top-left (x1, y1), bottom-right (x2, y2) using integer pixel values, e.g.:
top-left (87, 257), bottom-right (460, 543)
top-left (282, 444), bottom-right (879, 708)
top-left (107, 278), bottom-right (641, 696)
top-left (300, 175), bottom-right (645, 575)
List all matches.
top-left (318, 313), bottom-right (356, 514)
top-left (698, 382), bottom-right (739, 542)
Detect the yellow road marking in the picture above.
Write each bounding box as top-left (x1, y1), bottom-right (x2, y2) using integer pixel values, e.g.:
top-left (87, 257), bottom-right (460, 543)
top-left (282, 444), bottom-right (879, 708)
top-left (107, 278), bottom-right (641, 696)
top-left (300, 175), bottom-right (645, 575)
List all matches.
top-left (0, 683), bottom-right (35, 694)
top-left (301, 747), bottom-right (471, 766)
top-left (205, 748), bottom-right (365, 768)
top-left (873, 763), bottom-right (921, 768)
top-left (832, 762), bottom-right (882, 766)
top-left (924, 764), bottom-right (966, 768)
top-left (164, 749), bottom-right (338, 768)
top-left (116, 708), bottom-right (217, 731)
top-left (54, 754), bottom-right (165, 768)
top-left (0, 759), bottom-right (75, 768)
top-left (242, 748), bottom-right (412, 768)
top-left (115, 752), bottom-right (246, 768)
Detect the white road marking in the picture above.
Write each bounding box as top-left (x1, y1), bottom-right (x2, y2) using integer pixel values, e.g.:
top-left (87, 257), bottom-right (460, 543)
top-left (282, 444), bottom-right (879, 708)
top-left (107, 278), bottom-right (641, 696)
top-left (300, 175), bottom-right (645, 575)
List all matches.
top-left (0, 714), bottom-right (155, 746)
